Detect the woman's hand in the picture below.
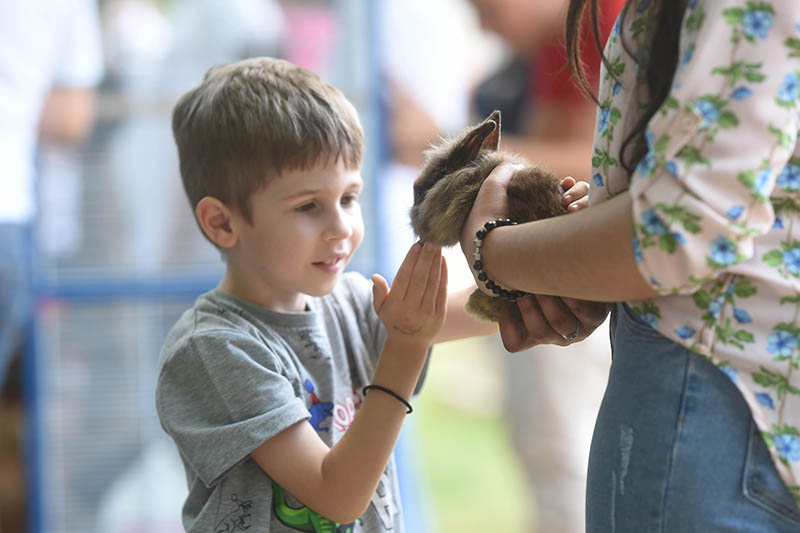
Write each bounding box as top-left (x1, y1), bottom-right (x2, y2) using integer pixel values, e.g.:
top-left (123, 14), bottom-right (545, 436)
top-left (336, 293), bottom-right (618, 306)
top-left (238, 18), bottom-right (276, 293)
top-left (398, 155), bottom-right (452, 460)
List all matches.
top-left (459, 164), bottom-right (588, 295)
top-left (460, 162), bottom-right (521, 295)
top-left (499, 295), bottom-right (611, 352)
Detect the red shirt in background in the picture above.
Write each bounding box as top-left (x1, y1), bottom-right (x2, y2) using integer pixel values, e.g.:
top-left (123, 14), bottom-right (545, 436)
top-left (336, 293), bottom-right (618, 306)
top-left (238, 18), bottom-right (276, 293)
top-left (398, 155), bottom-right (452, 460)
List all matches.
top-left (533, 0), bottom-right (627, 103)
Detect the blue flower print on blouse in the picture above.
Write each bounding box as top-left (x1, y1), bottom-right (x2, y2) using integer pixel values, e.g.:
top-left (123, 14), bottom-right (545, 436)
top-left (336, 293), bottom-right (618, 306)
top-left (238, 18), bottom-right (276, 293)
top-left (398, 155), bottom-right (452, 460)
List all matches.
top-left (675, 326), bottom-right (696, 339)
top-left (642, 208), bottom-right (668, 235)
top-left (719, 363), bottom-right (738, 383)
top-left (708, 294), bottom-right (725, 319)
top-left (632, 234), bottom-right (643, 263)
top-left (710, 236), bottom-right (738, 265)
top-left (636, 130), bottom-right (656, 176)
top-left (778, 73), bottom-right (799, 104)
top-left (593, 172), bottom-right (604, 187)
top-left (681, 46), bottom-right (695, 69)
top-left (733, 308), bottom-right (753, 324)
top-left (640, 311), bottom-right (659, 329)
top-left (777, 163), bottom-right (800, 190)
top-left (756, 392), bottom-right (775, 410)
top-left (775, 433), bottom-right (800, 463)
top-left (597, 107), bottom-right (611, 134)
top-left (755, 169), bottom-right (772, 196)
top-left (784, 247), bottom-right (800, 275)
top-left (633, 49), bottom-right (650, 74)
top-left (742, 8), bottom-right (774, 40)
top-left (637, 151), bottom-right (656, 177)
top-left (665, 160), bottom-right (678, 176)
top-left (731, 86), bottom-right (754, 100)
top-left (768, 330), bottom-right (799, 358)
top-left (773, 217), bottom-right (784, 230)
top-left (694, 99), bottom-right (720, 129)
top-left (727, 205), bottom-right (746, 220)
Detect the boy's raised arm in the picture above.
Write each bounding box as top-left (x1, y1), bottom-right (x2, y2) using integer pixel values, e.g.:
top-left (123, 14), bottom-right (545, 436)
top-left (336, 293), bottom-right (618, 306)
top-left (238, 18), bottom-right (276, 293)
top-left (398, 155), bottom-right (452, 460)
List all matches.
top-left (250, 242), bottom-right (446, 524)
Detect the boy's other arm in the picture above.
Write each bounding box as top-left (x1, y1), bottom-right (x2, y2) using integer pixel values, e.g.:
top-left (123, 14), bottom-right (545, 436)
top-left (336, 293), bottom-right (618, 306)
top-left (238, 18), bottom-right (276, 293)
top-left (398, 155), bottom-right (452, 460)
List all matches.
top-left (250, 243), bottom-right (447, 524)
top-left (434, 284), bottom-right (497, 344)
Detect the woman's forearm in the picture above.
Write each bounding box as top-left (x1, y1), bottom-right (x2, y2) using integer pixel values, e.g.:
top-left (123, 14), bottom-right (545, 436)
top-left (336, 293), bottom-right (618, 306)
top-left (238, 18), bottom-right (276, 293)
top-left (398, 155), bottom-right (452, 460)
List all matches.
top-left (479, 191), bottom-right (660, 302)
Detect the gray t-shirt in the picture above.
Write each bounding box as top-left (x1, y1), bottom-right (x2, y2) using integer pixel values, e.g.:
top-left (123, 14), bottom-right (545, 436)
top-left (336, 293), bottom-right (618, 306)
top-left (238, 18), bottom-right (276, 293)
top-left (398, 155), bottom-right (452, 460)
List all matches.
top-left (156, 272), bottom-right (406, 532)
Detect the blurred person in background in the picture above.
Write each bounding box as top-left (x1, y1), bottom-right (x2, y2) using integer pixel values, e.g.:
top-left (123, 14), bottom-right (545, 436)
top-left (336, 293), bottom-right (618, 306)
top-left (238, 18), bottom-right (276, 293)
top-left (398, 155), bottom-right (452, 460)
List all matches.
top-left (0, 1), bottom-right (102, 530)
top-left (100, 0), bottom-right (286, 274)
top-left (388, 0), bottom-right (622, 531)
top-left (381, 0), bottom-right (495, 272)
top-left (0, 0), bottom-right (103, 394)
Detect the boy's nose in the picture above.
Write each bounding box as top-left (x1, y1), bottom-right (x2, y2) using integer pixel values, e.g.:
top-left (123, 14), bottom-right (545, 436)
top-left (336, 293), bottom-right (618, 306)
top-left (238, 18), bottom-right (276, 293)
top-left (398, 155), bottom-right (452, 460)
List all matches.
top-left (324, 208), bottom-right (353, 240)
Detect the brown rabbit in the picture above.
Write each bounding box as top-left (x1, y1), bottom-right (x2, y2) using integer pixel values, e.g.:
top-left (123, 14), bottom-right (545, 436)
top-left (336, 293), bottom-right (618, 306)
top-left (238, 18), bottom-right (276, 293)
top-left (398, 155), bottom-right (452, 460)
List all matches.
top-left (410, 110), bottom-right (568, 322)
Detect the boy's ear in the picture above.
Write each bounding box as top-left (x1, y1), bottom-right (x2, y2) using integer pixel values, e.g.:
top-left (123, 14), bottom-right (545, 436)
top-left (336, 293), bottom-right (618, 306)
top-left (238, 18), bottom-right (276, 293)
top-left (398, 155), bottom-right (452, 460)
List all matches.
top-left (196, 196), bottom-right (238, 249)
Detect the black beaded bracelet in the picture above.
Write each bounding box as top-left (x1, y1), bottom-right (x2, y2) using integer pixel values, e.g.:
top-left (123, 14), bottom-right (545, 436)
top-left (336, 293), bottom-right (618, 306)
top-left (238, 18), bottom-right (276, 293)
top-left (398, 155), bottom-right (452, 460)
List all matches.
top-left (473, 218), bottom-right (528, 302)
top-left (362, 384), bottom-right (413, 414)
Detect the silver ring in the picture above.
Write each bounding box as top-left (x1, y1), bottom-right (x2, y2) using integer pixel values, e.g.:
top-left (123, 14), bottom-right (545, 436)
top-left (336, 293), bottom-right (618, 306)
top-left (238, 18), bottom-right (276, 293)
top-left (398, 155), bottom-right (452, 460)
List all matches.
top-left (561, 320), bottom-right (580, 342)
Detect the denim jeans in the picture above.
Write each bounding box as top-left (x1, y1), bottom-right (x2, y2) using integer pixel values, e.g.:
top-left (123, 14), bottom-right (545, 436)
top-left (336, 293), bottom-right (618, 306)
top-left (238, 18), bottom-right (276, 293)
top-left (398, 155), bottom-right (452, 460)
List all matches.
top-left (586, 303), bottom-right (800, 533)
top-left (0, 224), bottom-right (31, 388)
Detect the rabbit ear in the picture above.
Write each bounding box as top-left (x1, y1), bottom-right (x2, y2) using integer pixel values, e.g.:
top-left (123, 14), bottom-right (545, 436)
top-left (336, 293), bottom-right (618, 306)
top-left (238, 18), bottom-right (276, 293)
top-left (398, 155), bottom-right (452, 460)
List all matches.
top-left (482, 110), bottom-right (501, 151)
top-left (452, 115), bottom-right (498, 166)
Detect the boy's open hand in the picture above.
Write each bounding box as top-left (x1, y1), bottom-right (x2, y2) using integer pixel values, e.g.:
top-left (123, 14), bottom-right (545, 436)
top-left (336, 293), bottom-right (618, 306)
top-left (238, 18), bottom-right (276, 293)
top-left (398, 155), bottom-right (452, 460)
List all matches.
top-left (371, 242), bottom-right (448, 350)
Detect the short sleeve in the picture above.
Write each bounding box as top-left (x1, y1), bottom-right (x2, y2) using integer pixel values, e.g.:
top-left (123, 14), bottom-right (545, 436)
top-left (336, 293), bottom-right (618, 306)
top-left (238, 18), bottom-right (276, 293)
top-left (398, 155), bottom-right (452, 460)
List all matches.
top-left (53, 0), bottom-right (104, 87)
top-left (628, 1), bottom-right (800, 293)
top-left (156, 332), bottom-right (310, 487)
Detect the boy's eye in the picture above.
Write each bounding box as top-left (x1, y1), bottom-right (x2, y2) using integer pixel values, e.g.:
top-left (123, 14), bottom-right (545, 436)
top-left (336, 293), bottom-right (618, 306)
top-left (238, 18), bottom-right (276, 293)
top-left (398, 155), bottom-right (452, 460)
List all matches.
top-left (296, 202), bottom-right (315, 212)
top-left (341, 194), bottom-right (359, 206)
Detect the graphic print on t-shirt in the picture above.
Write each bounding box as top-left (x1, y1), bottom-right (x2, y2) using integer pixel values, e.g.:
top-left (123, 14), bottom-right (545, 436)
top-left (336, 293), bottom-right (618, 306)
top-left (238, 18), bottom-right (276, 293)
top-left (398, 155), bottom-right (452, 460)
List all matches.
top-left (214, 493), bottom-right (253, 532)
top-left (305, 379), bottom-right (333, 431)
top-left (272, 480), bottom-right (357, 532)
top-left (271, 470), bottom-right (396, 531)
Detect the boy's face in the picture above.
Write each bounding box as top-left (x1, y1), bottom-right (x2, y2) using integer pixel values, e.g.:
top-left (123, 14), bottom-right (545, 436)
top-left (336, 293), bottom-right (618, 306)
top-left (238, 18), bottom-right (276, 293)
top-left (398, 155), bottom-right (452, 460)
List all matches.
top-left (228, 158), bottom-right (364, 312)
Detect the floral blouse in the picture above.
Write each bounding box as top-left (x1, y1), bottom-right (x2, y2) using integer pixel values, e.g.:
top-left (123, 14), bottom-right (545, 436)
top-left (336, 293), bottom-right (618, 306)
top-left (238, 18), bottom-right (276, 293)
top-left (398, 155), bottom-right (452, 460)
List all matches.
top-left (589, 0), bottom-right (800, 496)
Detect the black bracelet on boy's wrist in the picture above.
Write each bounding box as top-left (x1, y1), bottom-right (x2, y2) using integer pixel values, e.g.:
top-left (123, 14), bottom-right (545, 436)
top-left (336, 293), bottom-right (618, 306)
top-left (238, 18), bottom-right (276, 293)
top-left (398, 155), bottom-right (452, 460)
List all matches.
top-left (472, 218), bottom-right (528, 302)
top-left (362, 384), bottom-right (413, 414)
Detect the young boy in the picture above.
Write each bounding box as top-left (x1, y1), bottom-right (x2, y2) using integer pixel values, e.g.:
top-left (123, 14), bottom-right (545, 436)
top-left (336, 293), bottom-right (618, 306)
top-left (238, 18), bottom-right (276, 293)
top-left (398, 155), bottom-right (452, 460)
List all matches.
top-left (156, 56), bottom-right (489, 532)
top-left (156, 57), bottom-right (585, 531)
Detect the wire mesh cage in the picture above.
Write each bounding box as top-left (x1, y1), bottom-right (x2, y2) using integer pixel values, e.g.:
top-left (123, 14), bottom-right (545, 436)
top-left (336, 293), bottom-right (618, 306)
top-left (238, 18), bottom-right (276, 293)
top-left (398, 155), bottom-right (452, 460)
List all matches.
top-left (35, 298), bottom-right (191, 532)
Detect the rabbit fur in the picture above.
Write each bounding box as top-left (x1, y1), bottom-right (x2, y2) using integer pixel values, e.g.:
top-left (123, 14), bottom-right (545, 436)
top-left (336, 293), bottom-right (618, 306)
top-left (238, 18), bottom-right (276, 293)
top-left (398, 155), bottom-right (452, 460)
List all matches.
top-left (409, 110), bottom-right (568, 322)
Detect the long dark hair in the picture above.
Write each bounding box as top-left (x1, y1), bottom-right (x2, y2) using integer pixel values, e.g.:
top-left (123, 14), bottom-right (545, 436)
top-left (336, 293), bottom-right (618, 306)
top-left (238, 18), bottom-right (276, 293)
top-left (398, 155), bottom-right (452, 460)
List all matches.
top-left (565, 0), bottom-right (689, 176)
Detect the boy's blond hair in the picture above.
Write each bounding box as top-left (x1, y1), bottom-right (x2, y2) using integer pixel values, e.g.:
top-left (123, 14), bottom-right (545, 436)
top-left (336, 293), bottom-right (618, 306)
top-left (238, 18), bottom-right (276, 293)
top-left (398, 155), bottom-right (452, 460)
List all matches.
top-left (172, 57), bottom-right (364, 224)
